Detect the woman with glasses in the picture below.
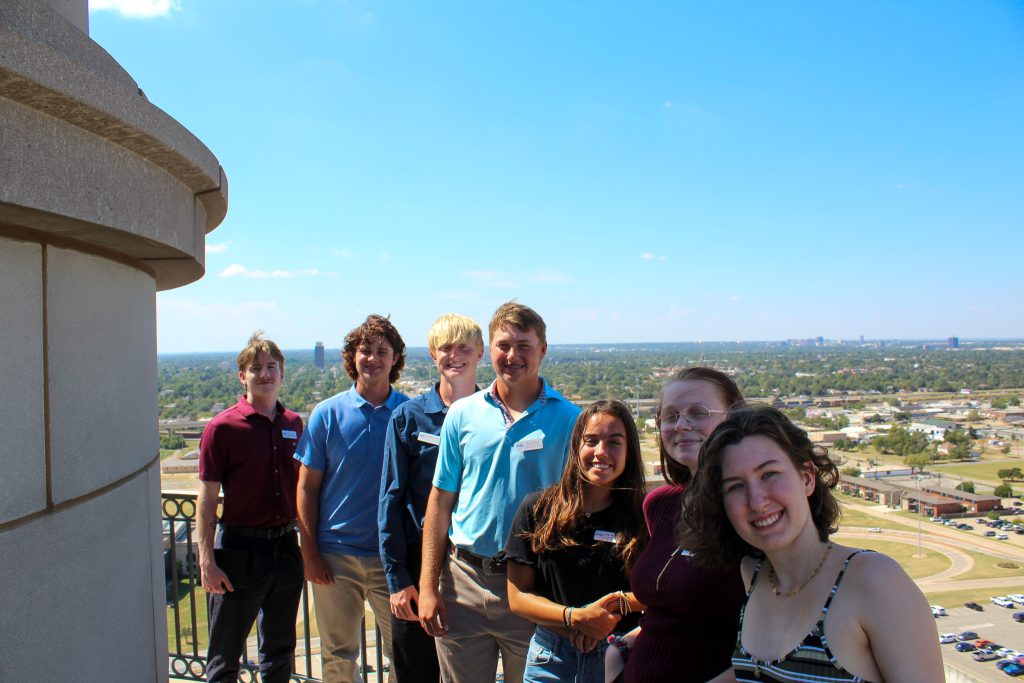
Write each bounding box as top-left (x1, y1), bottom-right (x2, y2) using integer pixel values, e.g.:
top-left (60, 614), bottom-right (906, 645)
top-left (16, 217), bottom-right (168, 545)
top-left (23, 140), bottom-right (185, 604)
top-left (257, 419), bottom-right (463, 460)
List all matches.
top-left (504, 400), bottom-right (648, 683)
top-left (682, 406), bottom-right (942, 682)
top-left (607, 368), bottom-right (746, 683)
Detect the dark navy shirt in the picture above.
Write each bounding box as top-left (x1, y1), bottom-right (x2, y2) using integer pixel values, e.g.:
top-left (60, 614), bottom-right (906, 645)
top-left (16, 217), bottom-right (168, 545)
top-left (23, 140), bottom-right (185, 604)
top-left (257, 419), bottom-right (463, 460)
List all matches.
top-left (378, 383), bottom-right (465, 593)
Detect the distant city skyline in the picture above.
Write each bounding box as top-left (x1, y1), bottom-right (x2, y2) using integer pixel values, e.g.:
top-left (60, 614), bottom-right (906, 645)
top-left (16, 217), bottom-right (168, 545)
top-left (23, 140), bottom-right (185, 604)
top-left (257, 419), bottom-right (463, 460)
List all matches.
top-left (89, 1), bottom-right (1024, 353)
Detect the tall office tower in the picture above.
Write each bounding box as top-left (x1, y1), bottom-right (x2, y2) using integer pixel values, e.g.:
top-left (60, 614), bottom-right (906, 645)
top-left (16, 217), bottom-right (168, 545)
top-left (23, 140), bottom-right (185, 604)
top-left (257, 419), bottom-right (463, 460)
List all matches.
top-left (315, 341), bottom-right (326, 368)
top-left (948, 336), bottom-right (960, 349)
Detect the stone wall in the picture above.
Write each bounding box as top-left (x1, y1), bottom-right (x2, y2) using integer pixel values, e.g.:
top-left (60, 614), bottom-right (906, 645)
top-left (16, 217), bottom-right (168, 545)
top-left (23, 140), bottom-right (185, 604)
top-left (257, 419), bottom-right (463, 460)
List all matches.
top-left (0, 2), bottom-right (227, 680)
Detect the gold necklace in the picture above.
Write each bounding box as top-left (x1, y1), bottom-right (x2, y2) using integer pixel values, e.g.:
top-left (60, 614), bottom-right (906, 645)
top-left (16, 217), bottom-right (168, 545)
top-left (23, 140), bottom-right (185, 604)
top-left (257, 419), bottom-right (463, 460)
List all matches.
top-left (767, 542), bottom-right (833, 597)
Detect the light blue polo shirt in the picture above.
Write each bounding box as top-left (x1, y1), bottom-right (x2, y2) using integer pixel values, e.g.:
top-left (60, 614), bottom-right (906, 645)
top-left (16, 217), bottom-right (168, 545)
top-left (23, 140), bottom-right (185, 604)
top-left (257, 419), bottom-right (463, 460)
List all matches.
top-left (433, 378), bottom-right (580, 558)
top-left (295, 385), bottom-right (408, 556)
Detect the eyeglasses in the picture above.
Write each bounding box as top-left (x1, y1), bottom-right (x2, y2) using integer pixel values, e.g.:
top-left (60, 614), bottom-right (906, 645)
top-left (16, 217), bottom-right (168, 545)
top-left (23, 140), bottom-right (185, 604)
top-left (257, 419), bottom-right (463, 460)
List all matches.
top-left (659, 405), bottom-right (729, 429)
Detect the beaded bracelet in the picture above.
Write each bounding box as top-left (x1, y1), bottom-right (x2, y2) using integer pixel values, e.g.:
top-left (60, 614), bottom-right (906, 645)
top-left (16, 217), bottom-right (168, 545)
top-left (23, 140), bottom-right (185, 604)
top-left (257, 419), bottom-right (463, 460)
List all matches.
top-left (607, 634), bottom-right (631, 664)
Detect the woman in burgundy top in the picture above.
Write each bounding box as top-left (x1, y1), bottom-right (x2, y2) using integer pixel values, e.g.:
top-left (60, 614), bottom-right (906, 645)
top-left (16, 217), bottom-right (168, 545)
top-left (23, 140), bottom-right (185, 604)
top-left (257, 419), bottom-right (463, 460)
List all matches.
top-left (611, 367), bottom-right (746, 683)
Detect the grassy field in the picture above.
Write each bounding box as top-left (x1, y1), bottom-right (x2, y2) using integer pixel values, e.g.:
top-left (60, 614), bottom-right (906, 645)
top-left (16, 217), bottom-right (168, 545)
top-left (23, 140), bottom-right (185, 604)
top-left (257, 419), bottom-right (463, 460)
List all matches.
top-left (829, 536), bottom-right (951, 579)
top-left (923, 587), bottom-right (1017, 606)
top-left (931, 460), bottom-right (1023, 485)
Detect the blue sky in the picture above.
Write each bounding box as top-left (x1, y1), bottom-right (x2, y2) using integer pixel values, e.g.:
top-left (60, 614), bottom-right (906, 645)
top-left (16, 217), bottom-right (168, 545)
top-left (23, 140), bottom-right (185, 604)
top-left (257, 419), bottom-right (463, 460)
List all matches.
top-left (88, 1), bottom-right (1024, 353)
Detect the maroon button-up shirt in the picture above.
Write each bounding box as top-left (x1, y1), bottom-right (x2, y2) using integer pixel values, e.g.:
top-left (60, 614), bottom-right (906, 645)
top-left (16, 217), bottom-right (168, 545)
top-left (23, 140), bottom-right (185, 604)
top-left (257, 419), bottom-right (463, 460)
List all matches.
top-left (199, 396), bottom-right (304, 528)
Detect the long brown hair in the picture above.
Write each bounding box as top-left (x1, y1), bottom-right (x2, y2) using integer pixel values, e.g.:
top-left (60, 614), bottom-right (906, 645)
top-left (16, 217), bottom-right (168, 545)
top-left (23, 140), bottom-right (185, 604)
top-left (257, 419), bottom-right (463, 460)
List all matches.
top-left (526, 400), bottom-right (648, 570)
top-left (656, 367), bottom-right (744, 486)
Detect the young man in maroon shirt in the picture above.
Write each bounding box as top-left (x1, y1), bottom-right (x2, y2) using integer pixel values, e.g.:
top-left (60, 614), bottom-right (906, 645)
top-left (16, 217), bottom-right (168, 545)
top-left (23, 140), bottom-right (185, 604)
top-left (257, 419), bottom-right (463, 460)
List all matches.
top-left (197, 332), bottom-right (305, 683)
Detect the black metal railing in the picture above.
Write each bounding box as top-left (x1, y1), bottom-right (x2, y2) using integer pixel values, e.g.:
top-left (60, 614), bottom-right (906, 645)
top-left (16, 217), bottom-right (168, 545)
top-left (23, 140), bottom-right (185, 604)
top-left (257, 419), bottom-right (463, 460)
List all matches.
top-left (162, 492), bottom-right (386, 682)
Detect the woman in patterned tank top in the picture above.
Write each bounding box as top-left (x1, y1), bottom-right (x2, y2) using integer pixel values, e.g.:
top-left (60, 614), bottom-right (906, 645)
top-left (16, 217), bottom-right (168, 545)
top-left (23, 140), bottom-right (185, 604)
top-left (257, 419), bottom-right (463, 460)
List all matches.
top-left (682, 406), bottom-right (944, 683)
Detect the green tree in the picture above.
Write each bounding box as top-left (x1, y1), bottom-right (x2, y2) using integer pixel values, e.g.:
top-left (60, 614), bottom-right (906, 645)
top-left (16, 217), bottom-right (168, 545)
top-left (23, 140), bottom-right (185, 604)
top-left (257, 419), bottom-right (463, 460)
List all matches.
top-left (160, 434), bottom-right (186, 450)
top-left (906, 453), bottom-right (930, 472)
top-left (1011, 397), bottom-right (1022, 407)
top-left (997, 468), bottom-right (1023, 481)
top-left (995, 484), bottom-right (1014, 498)
top-left (1002, 445), bottom-right (1012, 455)
top-left (841, 466), bottom-right (862, 477)
top-left (956, 481), bottom-right (976, 493)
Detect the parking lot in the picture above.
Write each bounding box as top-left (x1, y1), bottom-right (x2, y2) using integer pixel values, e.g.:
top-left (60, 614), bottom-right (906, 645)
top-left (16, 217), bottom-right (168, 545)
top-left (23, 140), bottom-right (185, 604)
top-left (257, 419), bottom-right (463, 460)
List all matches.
top-left (938, 602), bottom-right (1024, 682)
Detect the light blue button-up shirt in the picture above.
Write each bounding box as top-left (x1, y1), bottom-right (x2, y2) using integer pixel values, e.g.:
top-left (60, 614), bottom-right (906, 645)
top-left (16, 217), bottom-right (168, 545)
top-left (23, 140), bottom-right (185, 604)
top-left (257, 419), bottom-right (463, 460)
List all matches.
top-left (433, 378), bottom-right (580, 558)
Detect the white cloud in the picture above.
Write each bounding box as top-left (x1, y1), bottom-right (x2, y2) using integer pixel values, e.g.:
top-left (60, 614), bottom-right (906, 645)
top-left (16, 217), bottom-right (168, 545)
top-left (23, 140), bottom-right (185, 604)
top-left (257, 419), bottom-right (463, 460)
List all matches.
top-left (641, 252), bottom-right (667, 261)
top-left (529, 270), bottom-right (571, 284)
top-left (205, 243), bottom-right (228, 254)
top-left (668, 305), bottom-right (693, 320)
top-left (89, 0), bottom-right (180, 18)
top-left (331, 248), bottom-right (355, 259)
top-left (219, 264), bottom-right (333, 278)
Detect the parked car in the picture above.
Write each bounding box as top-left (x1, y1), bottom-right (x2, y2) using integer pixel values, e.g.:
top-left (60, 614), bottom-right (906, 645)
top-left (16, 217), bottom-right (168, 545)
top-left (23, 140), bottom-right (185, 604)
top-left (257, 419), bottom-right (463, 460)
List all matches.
top-left (959, 524), bottom-right (974, 530)
top-left (978, 518), bottom-right (988, 523)
top-left (975, 649), bottom-right (1001, 662)
top-left (999, 661), bottom-right (1024, 676)
top-left (955, 641), bottom-right (977, 652)
top-left (867, 527), bottom-right (882, 533)
top-left (940, 633), bottom-right (957, 644)
top-left (965, 602), bottom-right (984, 611)
top-left (1008, 594), bottom-right (1024, 604)
top-left (993, 597), bottom-right (1015, 608)
top-left (958, 631), bottom-right (980, 641)
top-left (1013, 612), bottom-right (1024, 623)
top-left (987, 530), bottom-right (998, 537)
top-left (977, 639), bottom-right (997, 649)
top-left (999, 534), bottom-right (1010, 540)
top-left (930, 605), bottom-right (948, 617)
top-left (996, 648), bottom-right (1020, 658)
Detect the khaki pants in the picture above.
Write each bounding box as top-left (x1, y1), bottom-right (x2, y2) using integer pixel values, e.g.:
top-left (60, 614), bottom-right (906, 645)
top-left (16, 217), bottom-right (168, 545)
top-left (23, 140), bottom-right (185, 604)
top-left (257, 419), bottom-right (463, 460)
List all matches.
top-left (436, 553), bottom-right (534, 683)
top-left (312, 552), bottom-right (394, 683)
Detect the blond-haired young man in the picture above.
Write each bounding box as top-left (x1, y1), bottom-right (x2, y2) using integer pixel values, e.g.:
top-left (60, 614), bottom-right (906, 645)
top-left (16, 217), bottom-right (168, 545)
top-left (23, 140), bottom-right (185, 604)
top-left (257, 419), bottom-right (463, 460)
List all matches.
top-left (378, 313), bottom-right (485, 683)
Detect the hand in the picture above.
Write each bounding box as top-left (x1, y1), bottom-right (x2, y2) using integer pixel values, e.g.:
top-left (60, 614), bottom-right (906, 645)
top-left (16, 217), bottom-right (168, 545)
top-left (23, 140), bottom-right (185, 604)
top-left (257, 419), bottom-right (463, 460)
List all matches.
top-left (569, 601), bottom-right (621, 641)
top-left (390, 585), bottom-right (420, 621)
top-left (570, 630), bottom-right (600, 653)
top-left (302, 551), bottom-right (334, 585)
top-left (418, 585), bottom-right (448, 637)
top-left (201, 562), bottom-right (234, 594)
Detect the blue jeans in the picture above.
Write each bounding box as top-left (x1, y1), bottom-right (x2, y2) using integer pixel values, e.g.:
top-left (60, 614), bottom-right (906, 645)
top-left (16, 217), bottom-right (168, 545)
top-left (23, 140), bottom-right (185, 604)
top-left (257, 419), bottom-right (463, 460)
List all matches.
top-left (523, 625), bottom-right (609, 683)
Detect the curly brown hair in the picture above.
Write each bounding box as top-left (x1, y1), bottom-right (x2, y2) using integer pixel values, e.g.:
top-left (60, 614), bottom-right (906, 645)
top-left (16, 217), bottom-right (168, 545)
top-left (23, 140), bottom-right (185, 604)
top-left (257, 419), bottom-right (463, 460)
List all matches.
top-left (656, 367), bottom-right (744, 486)
top-left (526, 400), bottom-right (649, 571)
top-left (342, 315), bottom-right (406, 383)
top-left (680, 405), bottom-right (842, 570)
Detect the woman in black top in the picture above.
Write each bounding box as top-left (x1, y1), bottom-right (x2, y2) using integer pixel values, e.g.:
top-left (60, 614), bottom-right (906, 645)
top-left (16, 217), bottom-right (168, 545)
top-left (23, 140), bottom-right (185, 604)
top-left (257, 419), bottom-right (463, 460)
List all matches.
top-left (505, 399), bottom-right (648, 683)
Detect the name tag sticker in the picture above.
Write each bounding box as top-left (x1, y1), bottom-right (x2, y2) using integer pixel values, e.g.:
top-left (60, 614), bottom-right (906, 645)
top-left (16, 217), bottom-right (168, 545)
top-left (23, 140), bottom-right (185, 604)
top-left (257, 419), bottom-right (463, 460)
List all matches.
top-left (594, 530), bottom-right (618, 543)
top-left (516, 438), bottom-right (544, 452)
top-left (417, 432), bottom-right (441, 446)
top-left (281, 430), bottom-right (298, 440)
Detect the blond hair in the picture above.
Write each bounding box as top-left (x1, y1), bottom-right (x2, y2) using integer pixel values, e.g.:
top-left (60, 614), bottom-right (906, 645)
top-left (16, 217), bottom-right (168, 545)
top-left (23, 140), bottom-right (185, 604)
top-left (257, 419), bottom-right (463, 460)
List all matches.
top-left (427, 313), bottom-right (484, 358)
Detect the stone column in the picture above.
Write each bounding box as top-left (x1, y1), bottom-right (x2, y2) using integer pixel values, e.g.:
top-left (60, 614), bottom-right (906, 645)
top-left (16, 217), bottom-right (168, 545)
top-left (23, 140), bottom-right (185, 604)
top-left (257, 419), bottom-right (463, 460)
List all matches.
top-left (0, 1), bottom-right (227, 680)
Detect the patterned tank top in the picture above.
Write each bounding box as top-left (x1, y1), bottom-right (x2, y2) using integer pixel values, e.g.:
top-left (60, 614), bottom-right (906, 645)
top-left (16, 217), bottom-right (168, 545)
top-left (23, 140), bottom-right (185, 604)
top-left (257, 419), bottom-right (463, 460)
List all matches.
top-left (731, 550), bottom-right (876, 683)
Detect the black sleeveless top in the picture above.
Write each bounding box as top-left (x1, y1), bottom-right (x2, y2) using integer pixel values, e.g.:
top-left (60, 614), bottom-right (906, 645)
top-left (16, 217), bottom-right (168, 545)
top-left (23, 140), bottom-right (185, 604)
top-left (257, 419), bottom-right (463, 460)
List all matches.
top-left (731, 550), bottom-right (876, 683)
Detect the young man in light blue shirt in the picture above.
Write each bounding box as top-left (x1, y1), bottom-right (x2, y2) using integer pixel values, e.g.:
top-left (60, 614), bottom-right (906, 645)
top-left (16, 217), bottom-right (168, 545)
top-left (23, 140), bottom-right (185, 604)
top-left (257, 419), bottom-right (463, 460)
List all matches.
top-left (418, 301), bottom-right (581, 683)
top-left (296, 315), bottom-right (409, 683)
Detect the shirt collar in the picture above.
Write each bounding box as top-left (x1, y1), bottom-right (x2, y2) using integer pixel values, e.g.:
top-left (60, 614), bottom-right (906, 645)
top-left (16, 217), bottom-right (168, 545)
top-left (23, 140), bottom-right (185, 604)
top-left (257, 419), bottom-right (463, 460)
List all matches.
top-left (487, 377), bottom-right (551, 428)
top-left (348, 384), bottom-right (404, 410)
top-left (235, 395), bottom-right (283, 420)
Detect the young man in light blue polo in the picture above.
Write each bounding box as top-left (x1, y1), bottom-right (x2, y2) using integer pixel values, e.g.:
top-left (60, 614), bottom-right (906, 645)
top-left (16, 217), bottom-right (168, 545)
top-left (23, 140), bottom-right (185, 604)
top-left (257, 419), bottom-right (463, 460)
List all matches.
top-left (417, 301), bottom-right (581, 683)
top-left (295, 315), bottom-right (409, 683)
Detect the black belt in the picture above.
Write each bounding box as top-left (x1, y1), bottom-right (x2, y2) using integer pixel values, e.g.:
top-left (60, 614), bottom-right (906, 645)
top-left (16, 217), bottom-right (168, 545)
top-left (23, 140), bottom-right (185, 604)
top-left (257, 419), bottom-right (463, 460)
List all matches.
top-left (222, 521), bottom-right (297, 539)
top-left (453, 547), bottom-right (506, 574)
